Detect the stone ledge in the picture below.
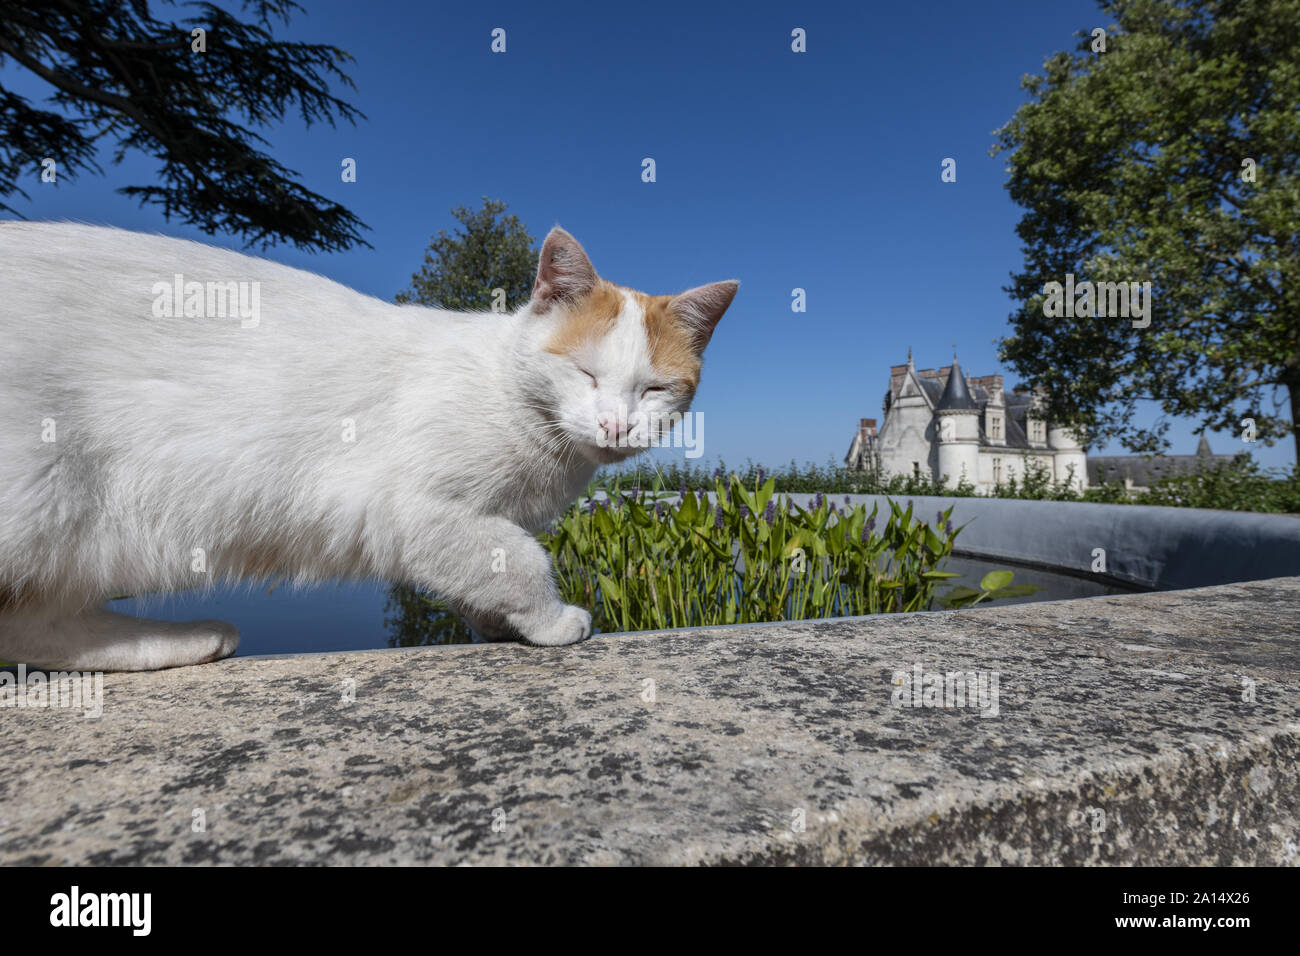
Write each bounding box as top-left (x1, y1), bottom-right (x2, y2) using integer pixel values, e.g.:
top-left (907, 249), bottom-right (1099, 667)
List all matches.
top-left (3, 577), bottom-right (1298, 865)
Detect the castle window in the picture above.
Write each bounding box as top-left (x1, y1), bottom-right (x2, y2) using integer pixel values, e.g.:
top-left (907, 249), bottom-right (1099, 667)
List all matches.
top-left (989, 416), bottom-right (1002, 440)
top-left (992, 458), bottom-right (1003, 484)
top-left (912, 461), bottom-right (921, 479)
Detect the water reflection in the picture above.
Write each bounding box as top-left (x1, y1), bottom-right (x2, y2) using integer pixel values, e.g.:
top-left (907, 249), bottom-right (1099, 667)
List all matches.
top-left (384, 585), bottom-right (476, 647)
top-left (98, 556), bottom-right (1143, 660)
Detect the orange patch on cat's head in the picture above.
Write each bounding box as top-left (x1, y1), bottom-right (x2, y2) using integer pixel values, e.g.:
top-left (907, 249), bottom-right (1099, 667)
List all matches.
top-left (541, 280), bottom-right (625, 357)
top-left (542, 281), bottom-right (705, 390)
top-left (634, 291), bottom-right (705, 390)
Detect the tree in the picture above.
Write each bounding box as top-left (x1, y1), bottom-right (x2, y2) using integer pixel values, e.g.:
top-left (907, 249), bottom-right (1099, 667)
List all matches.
top-left (395, 197), bottom-right (539, 311)
top-left (0, 0), bottom-right (367, 252)
top-left (993, 0), bottom-right (1299, 459)
top-left (387, 197), bottom-right (540, 646)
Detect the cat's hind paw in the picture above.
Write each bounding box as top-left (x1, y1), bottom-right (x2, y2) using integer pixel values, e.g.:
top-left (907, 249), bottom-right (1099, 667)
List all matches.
top-left (522, 604), bottom-right (592, 647)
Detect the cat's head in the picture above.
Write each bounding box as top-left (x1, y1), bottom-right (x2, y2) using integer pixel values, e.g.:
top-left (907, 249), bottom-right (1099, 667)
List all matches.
top-left (523, 227), bottom-right (737, 465)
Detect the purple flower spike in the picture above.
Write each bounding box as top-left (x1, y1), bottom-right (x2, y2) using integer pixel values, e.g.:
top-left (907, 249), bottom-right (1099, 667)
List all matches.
top-left (714, 504), bottom-right (725, 529)
top-left (763, 500), bottom-right (776, 525)
top-left (679, 479), bottom-right (687, 498)
top-left (655, 501), bottom-right (665, 519)
top-left (945, 520), bottom-right (954, 535)
top-left (758, 467), bottom-right (766, 483)
top-left (587, 498), bottom-right (598, 515)
top-left (845, 495), bottom-right (851, 506)
top-left (815, 492), bottom-right (824, 510)
top-left (866, 516), bottom-right (876, 533)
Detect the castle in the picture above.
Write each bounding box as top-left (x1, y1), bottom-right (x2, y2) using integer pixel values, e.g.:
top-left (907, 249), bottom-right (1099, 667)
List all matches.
top-left (845, 352), bottom-right (1241, 492)
top-left (844, 352), bottom-right (1087, 491)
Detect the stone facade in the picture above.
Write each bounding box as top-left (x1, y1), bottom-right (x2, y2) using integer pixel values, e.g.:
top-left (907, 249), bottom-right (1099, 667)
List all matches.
top-left (844, 352), bottom-right (1088, 492)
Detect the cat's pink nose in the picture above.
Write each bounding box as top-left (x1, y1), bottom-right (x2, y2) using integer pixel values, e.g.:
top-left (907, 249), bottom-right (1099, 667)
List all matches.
top-left (597, 413), bottom-right (628, 440)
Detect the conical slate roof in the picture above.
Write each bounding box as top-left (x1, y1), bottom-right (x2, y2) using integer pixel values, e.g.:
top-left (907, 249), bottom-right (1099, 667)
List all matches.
top-left (936, 359), bottom-right (978, 411)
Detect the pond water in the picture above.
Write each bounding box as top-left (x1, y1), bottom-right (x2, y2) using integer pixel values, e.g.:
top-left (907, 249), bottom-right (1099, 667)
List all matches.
top-left (105, 555), bottom-right (1145, 658)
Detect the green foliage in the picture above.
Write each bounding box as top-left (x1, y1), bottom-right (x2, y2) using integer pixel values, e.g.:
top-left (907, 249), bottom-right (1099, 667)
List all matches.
top-left (993, 0), bottom-right (1300, 459)
top-left (545, 475), bottom-right (983, 630)
top-left (395, 197), bottom-right (539, 311)
top-left (596, 454), bottom-right (1300, 512)
top-left (1134, 456), bottom-right (1300, 512)
top-left (387, 474), bottom-right (1036, 643)
top-left (0, 0), bottom-right (368, 252)
top-left (593, 457), bottom-right (971, 497)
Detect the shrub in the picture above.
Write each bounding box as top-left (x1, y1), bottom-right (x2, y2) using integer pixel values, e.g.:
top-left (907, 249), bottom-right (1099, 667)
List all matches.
top-left (392, 474), bottom-right (1033, 642)
top-left (548, 475), bottom-right (978, 630)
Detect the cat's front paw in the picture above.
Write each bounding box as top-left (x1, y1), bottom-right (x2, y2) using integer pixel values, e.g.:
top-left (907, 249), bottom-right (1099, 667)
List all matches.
top-left (522, 604), bottom-right (592, 647)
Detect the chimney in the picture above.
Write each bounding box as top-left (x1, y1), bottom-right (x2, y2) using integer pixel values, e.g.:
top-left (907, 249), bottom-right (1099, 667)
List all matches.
top-left (859, 417), bottom-right (877, 435)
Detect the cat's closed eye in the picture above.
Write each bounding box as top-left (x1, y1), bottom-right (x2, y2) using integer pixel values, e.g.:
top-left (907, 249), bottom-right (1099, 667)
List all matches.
top-left (578, 368), bottom-right (598, 388)
top-left (641, 385), bottom-right (667, 398)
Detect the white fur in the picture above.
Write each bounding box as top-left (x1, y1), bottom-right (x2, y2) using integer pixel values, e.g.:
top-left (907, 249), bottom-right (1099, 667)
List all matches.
top-left (0, 222), bottom-right (720, 669)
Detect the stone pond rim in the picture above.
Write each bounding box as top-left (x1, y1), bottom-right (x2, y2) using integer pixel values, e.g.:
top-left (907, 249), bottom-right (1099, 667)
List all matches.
top-left (3, 575), bottom-right (1298, 864)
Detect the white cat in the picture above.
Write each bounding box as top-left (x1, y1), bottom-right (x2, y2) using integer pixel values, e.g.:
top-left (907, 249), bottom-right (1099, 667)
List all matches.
top-left (0, 222), bottom-right (737, 670)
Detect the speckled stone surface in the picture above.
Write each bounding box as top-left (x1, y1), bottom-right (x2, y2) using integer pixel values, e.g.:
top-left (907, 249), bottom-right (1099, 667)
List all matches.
top-left (3, 577), bottom-right (1299, 865)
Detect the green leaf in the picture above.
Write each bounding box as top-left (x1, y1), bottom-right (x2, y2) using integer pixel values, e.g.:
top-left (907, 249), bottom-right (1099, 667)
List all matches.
top-left (979, 570), bottom-right (1015, 591)
top-left (593, 504), bottom-right (615, 537)
top-left (597, 573), bottom-right (622, 602)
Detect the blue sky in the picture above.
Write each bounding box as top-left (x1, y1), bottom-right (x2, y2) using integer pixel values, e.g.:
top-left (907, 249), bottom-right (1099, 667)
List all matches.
top-left (4, 0), bottom-right (1292, 471)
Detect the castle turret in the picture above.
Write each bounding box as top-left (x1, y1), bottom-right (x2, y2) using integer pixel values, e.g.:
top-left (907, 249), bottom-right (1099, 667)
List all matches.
top-left (934, 358), bottom-right (980, 487)
top-left (1048, 423), bottom-right (1088, 490)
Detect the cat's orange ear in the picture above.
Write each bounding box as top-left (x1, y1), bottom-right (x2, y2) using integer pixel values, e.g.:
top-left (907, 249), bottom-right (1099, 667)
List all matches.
top-left (668, 280), bottom-right (739, 352)
top-left (532, 227), bottom-right (598, 313)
